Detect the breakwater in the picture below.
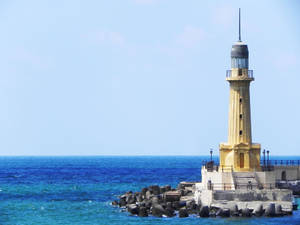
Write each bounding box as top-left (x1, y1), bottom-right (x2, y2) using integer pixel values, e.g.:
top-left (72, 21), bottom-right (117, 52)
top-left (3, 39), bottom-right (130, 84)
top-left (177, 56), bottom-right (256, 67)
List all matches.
top-left (112, 181), bottom-right (298, 218)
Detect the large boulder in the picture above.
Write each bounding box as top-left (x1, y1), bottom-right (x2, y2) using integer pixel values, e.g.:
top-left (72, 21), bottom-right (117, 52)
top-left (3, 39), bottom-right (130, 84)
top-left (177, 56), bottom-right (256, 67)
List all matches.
top-left (160, 186), bottom-right (167, 193)
top-left (151, 196), bottom-right (160, 205)
top-left (209, 210), bottom-right (216, 217)
top-left (143, 199), bottom-right (152, 209)
top-left (127, 194), bottom-right (136, 204)
top-left (275, 204), bottom-right (283, 216)
top-left (199, 205), bottom-right (209, 217)
top-left (241, 208), bottom-right (252, 217)
top-left (111, 200), bottom-right (118, 206)
top-left (221, 208), bottom-right (230, 217)
top-left (166, 202), bottom-right (173, 210)
top-left (186, 200), bottom-right (197, 213)
top-left (165, 207), bottom-right (175, 217)
top-left (127, 204), bottom-right (139, 215)
top-left (179, 208), bottom-right (189, 218)
top-left (172, 201), bottom-right (181, 210)
top-left (216, 208), bottom-right (230, 217)
top-left (119, 198), bottom-right (127, 207)
top-left (149, 185), bottom-right (160, 195)
top-left (145, 191), bottom-right (153, 200)
top-left (265, 203), bottom-right (276, 217)
top-left (141, 187), bottom-right (148, 196)
top-left (164, 191), bottom-right (181, 202)
top-left (253, 203), bottom-right (264, 217)
top-left (229, 204), bottom-right (239, 216)
top-left (138, 206), bottom-right (148, 217)
top-left (136, 193), bottom-right (143, 202)
top-left (151, 204), bottom-right (165, 217)
top-left (164, 185), bottom-right (171, 192)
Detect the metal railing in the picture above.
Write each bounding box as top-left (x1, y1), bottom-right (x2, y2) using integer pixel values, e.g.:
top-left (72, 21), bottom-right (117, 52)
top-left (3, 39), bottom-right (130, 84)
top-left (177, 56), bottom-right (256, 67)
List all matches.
top-left (263, 160), bottom-right (300, 166)
top-left (226, 69), bottom-right (253, 79)
top-left (202, 160), bottom-right (233, 172)
top-left (206, 182), bottom-right (277, 191)
top-left (202, 159), bottom-right (300, 172)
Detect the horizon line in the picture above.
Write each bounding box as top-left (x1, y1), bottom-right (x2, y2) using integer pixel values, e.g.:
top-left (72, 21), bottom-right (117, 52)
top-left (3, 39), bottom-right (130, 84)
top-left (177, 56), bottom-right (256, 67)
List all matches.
top-left (0, 154), bottom-right (298, 157)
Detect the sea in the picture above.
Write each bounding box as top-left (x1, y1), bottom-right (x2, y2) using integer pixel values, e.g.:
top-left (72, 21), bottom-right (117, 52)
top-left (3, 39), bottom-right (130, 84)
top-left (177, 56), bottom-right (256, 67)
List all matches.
top-left (0, 156), bottom-right (299, 225)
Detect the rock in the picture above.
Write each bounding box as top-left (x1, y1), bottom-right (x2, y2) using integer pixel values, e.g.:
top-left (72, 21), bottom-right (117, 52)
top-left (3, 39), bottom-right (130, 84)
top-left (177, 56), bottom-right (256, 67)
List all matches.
top-left (177, 183), bottom-right (184, 190)
top-left (151, 204), bottom-right (165, 217)
top-left (119, 194), bottom-right (126, 201)
top-left (138, 206), bottom-right (148, 217)
top-left (265, 203), bottom-right (276, 217)
top-left (149, 185), bottom-right (160, 195)
top-left (141, 187), bottom-right (148, 196)
top-left (151, 196), bottom-right (160, 205)
top-left (179, 189), bottom-right (185, 196)
top-left (221, 208), bottom-right (230, 217)
top-left (112, 200), bottom-right (118, 206)
top-left (209, 211), bottom-right (216, 217)
top-left (275, 204), bottom-right (283, 216)
top-left (164, 191), bottom-right (181, 202)
top-left (119, 198), bottom-right (127, 207)
top-left (183, 189), bottom-right (192, 196)
top-left (179, 201), bottom-right (186, 208)
top-left (137, 193), bottom-right (143, 202)
top-left (216, 208), bottom-right (222, 217)
top-left (145, 191), bottom-right (152, 200)
top-left (165, 185), bottom-right (171, 192)
top-left (179, 208), bottom-right (189, 218)
top-left (216, 208), bottom-right (230, 217)
top-left (172, 201), bottom-right (181, 210)
top-left (186, 200), bottom-right (196, 213)
top-left (127, 204), bottom-right (139, 215)
top-left (166, 202), bottom-right (173, 210)
top-left (165, 207), bottom-right (175, 217)
top-left (127, 194), bottom-right (136, 204)
top-left (241, 208), bottom-right (252, 217)
top-left (253, 203), bottom-right (263, 217)
top-left (199, 205), bottom-right (209, 217)
top-left (144, 200), bottom-right (152, 209)
top-left (229, 204), bottom-right (239, 216)
top-left (160, 186), bottom-right (166, 193)
top-left (138, 202), bottom-right (146, 208)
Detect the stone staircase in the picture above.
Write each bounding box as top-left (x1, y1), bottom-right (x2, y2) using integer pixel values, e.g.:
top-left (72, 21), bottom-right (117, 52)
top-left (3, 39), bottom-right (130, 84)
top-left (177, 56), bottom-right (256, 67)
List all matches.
top-left (232, 172), bottom-right (258, 190)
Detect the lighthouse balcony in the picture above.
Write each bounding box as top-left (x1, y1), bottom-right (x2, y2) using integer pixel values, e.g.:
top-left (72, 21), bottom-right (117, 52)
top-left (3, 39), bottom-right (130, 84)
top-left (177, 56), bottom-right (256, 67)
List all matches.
top-left (226, 69), bottom-right (254, 81)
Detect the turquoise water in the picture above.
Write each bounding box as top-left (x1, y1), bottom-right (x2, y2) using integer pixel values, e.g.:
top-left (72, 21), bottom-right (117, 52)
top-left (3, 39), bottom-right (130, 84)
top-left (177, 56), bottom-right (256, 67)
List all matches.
top-left (0, 156), bottom-right (299, 225)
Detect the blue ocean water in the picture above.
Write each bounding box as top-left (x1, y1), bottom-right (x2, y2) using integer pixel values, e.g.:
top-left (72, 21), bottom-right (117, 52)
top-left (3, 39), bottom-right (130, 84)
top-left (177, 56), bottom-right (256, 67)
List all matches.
top-left (0, 156), bottom-right (299, 225)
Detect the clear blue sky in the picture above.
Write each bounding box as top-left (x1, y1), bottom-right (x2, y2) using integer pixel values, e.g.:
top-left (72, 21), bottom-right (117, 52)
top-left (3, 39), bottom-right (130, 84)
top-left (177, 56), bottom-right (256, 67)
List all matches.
top-left (0, 0), bottom-right (299, 156)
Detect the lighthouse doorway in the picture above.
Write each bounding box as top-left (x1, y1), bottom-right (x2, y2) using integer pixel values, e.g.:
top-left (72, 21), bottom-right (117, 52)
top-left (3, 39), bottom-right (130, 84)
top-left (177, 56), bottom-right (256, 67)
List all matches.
top-left (281, 171), bottom-right (286, 181)
top-left (240, 153), bottom-right (244, 168)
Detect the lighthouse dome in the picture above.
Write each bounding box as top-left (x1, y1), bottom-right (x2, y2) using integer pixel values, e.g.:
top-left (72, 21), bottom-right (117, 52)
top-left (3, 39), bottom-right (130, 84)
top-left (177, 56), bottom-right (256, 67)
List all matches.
top-left (231, 41), bottom-right (248, 58)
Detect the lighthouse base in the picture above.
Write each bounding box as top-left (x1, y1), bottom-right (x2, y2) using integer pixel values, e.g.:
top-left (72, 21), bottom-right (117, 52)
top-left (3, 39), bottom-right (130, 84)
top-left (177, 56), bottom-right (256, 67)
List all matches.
top-left (219, 142), bottom-right (261, 172)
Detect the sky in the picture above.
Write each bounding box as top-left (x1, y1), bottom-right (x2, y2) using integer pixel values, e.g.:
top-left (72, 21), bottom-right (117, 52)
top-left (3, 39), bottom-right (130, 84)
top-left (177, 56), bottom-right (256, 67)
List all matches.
top-left (0, 0), bottom-right (299, 156)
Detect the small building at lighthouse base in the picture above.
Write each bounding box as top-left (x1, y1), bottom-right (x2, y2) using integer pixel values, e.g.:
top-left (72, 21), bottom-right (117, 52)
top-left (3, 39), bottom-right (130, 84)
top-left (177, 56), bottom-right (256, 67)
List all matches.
top-left (193, 161), bottom-right (300, 214)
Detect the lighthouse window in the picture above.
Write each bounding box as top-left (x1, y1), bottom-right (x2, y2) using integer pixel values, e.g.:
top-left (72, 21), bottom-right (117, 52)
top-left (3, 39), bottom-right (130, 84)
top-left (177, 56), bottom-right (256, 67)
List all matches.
top-left (240, 114), bottom-right (243, 119)
top-left (239, 98), bottom-right (242, 103)
top-left (231, 58), bottom-right (249, 68)
top-left (239, 130), bottom-right (243, 135)
top-left (238, 69), bottom-right (243, 76)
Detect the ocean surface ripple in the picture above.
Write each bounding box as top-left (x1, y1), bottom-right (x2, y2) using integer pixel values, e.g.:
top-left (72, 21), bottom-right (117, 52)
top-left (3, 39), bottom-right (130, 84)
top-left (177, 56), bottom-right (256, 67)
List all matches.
top-left (0, 156), bottom-right (299, 225)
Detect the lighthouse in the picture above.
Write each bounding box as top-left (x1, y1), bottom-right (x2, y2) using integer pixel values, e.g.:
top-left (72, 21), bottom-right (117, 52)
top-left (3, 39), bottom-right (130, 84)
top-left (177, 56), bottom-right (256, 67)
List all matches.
top-left (219, 9), bottom-right (261, 172)
top-left (194, 9), bottom-right (297, 212)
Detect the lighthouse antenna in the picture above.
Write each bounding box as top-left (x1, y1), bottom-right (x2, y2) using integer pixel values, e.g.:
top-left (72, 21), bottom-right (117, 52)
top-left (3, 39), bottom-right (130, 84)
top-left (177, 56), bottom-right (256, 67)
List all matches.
top-left (239, 8), bottom-right (241, 41)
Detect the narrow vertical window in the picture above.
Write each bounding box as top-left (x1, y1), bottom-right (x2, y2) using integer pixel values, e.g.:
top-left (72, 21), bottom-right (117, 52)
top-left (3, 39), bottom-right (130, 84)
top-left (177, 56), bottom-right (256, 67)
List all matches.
top-left (239, 130), bottom-right (243, 135)
top-left (238, 69), bottom-right (243, 76)
top-left (239, 98), bottom-right (242, 103)
top-left (240, 114), bottom-right (243, 119)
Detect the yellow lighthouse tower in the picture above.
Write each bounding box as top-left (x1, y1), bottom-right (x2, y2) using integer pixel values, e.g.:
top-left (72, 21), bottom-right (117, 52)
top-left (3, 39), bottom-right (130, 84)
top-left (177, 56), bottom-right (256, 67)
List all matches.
top-left (219, 9), bottom-right (261, 172)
